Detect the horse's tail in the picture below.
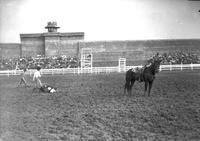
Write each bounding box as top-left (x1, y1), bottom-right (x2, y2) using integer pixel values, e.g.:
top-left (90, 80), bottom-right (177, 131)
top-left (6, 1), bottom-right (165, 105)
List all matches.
top-left (124, 69), bottom-right (136, 94)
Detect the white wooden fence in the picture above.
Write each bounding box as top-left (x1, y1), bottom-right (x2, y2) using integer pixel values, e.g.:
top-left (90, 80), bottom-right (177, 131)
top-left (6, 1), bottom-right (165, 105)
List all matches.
top-left (0, 64), bottom-right (200, 76)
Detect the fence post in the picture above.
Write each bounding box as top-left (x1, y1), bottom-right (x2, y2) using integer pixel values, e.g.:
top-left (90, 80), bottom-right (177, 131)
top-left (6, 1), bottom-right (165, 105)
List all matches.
top-left (181, 63), bottom-right (183, 71)
top-left (14, 69), bottom-right (16, 75)
top-left (170, 63), bottom-right (172, 71)
top-left (91, 67), bottom-right (93, 74)
top-left (159, 65), bottom-right (162, 72)
top-left (191, 63), bottom-right (193, 70)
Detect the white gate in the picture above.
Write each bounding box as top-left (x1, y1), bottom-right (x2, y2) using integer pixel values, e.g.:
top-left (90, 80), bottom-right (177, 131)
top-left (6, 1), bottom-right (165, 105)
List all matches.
top-left (80, 48), bottom-right (93, 73)
top-left (118, 58), bottom-right (126, 72)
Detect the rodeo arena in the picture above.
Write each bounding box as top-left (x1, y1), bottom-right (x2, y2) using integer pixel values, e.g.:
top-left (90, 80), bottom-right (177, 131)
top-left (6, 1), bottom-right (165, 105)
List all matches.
top-left (0, 22), bottom-right (200, 141)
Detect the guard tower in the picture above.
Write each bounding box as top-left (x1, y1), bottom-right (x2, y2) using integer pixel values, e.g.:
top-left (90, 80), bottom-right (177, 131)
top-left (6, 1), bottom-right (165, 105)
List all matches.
top-left (20, 21), bottom-right (85, 57)
top-left (45, 21), bottom-right (60, 32)
top-left (80, 48), bottom-right (93, 73)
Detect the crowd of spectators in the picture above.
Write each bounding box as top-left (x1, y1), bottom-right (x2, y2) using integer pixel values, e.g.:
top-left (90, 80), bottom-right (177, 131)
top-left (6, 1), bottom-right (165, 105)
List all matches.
top-left (158, 51), bottom-right (200, 65)
top-left (0, 55), bottom-right (79, 70)
top-left (0, 51), bottom-right (200, 70)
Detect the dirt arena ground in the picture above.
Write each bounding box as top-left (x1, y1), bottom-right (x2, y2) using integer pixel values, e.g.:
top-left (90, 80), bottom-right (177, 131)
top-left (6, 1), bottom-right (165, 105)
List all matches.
top-left (0, 70), bottom-right (200, 141)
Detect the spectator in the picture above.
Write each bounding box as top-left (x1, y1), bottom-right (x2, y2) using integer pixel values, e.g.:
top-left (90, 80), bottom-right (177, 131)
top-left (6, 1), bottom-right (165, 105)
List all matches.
top-left (18, 68), bottom-right (28, 87)
top-left (33, 66), bottom-right (42, 91)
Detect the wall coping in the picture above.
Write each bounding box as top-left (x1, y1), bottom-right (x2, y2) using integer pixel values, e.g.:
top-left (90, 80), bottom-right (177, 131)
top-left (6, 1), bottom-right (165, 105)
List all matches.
top-left (20, 32), bottom-right (84, 38)
top-left (43, 32), bottom-right (84, 37)
top-left (81, 38), bottom-right (200, 43)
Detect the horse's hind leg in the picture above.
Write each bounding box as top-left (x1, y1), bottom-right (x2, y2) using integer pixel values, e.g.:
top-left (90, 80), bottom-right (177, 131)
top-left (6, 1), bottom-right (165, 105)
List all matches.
top-left (144, 81), bottom-right (148, 96)
top-left (130, 80), bottom-right (135, 95)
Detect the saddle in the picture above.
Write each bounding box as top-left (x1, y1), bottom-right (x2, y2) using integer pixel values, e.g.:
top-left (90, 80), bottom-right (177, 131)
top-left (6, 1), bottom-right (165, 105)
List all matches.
top-left (131, 67), bottom-right (145, 82)
top-left (138, 68), bottom-right (145, 82)
top-left (140, 63), bottom-right (153, 81)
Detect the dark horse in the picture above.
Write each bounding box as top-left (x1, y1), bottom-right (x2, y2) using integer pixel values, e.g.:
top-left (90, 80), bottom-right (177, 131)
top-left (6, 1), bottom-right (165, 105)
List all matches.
top-left (124, 59), bottom-right (161, 96)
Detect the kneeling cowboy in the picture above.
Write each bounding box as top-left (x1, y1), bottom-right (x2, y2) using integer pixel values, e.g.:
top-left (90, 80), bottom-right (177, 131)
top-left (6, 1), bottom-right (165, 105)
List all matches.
top-left (138, 53), bottom-right (161, 82)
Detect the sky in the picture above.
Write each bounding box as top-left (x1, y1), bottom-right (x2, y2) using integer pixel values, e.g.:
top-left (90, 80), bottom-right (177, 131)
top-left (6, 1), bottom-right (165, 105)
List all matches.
top-left (1, 0), bottom-right (200, 43)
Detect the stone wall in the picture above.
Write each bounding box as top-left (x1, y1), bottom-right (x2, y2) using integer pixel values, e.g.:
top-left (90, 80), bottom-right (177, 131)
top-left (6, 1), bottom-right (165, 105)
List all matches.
top-left (0, 43), bottom-right (21, 58)
top-left (20, 32), bottom-right (84, 57)
top-left (1, 38), bottom-right (200, 67)
top-left (44, 33), bottom-right (83, 57)
top-left (79, 39), bottom-right (200, 66)
top-left (20, 34), bottom-right (45, 57)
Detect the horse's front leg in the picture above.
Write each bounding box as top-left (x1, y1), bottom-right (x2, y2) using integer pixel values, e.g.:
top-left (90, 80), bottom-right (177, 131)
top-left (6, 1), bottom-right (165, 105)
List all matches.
top-left (144, 81), bottom-right (148, 96)
top-left (148, 81), bottom-right (154, 96)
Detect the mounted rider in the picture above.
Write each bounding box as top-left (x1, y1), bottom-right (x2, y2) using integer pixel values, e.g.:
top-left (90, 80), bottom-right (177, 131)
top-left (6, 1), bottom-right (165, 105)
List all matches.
top-left (138, 52), bottom-right (161, 82)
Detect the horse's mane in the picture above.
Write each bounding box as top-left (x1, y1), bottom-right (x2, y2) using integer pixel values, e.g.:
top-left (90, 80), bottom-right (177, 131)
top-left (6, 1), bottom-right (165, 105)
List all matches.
top-left (145, 59), bottom-right (161, 75)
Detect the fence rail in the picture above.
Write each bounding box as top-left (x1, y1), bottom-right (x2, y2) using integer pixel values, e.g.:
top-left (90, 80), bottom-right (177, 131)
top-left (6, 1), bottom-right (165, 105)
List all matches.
top-left (0, 64), bottom-right (200, 76)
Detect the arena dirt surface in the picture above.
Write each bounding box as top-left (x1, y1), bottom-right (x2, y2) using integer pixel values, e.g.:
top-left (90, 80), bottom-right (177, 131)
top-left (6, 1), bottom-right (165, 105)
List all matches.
top-left (0, 70), bottom-right (200, 141)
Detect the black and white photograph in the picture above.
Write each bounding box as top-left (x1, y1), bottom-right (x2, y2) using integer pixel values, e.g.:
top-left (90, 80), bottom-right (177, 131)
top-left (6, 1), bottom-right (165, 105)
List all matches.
top-left (0, 0), bottom-right (200, 140)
